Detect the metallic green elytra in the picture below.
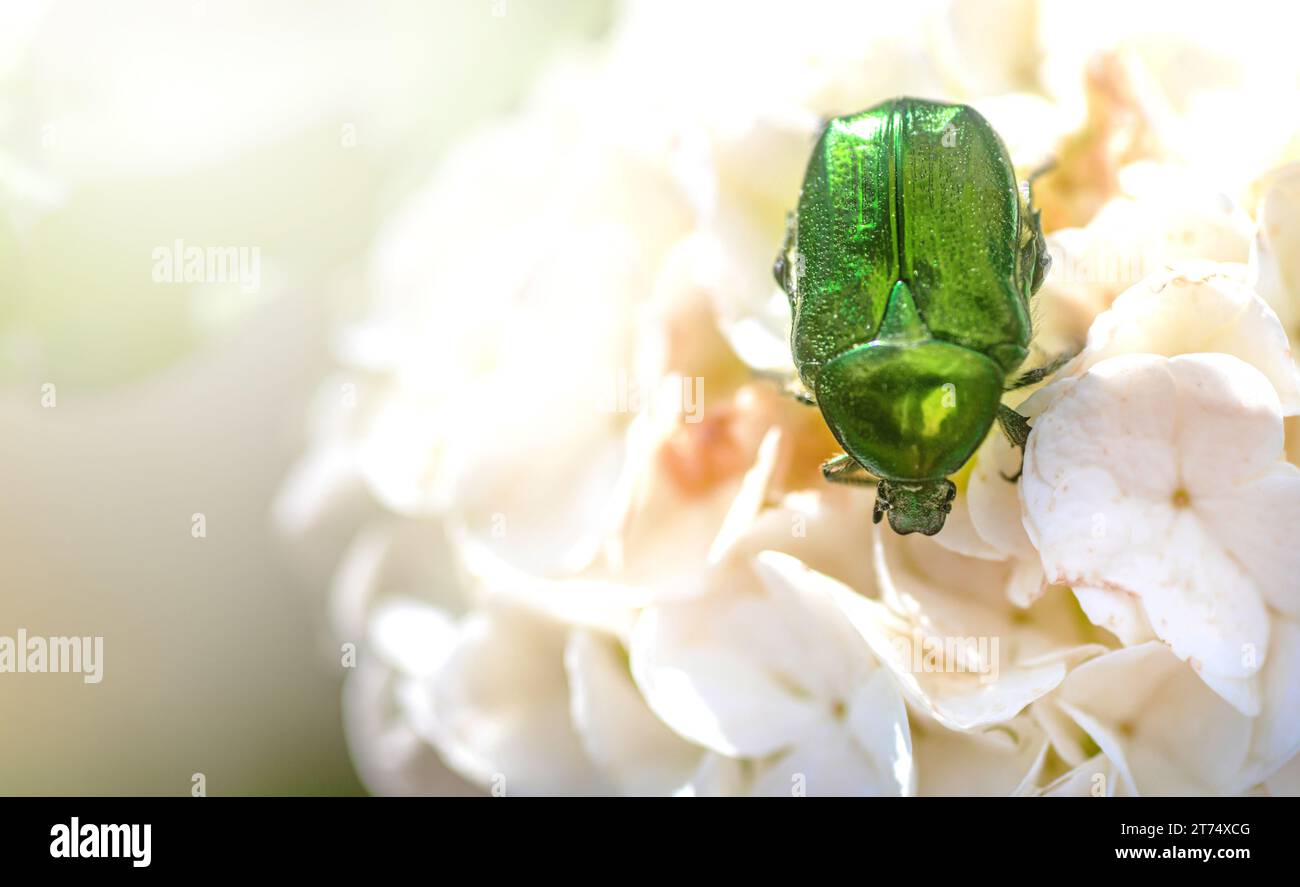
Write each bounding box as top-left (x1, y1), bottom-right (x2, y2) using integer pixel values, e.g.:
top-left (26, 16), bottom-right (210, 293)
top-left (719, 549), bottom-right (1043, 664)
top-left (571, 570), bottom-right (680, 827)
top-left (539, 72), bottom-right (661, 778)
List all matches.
top-left (774, 97), bottom-right (1051, 536)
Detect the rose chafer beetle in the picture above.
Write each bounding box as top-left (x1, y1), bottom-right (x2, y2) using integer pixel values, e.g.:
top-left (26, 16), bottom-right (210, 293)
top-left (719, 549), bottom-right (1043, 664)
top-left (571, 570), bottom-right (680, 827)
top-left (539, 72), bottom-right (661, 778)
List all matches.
top-left (774, 97), bottom-right (1055, 536)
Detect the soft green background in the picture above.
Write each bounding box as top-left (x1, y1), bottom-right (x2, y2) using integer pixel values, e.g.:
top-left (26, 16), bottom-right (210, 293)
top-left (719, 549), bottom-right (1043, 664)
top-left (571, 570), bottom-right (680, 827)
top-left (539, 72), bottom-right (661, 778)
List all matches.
top-left (0, 0), bottom-right (611, 795)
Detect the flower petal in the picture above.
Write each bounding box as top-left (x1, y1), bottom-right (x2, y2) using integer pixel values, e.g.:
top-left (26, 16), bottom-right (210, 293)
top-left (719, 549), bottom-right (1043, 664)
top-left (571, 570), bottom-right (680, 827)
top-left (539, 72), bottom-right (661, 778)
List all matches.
top-left (1196, 464), bottom-right (1300, 618)
top-left (426, 606), bottom-right (612, 795)
top-left (912, 713), bottom-right (1049, 796)
top-left (1251, 163), bottom-right (1300, 337)
top-left (629, 559), bottom-right (853, 758)
top-left (748, 706), bottom-right (912, 798)
top-left (1071, 263), bottom-right (1300, 414)
top-left (1246, 615), bottom-right (1300, 781)
top-left (1071, 586), bottom-right (1155, 646)
top-left (1023, 354), bottom-right (1278, 700)
top-left (564, 629), bottom-right (702, 795)
top-left (1055, 643), bottom-right (1254, 795)
top-left (775, 544), bottom-right (1095, 731)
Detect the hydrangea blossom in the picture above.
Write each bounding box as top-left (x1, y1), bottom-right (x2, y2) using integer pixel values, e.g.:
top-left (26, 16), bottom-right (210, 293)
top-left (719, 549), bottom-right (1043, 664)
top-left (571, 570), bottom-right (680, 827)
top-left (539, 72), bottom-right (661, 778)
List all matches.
top-left (281, 0), bottom-right (1300, 796)
top-left (1022, 353), bottom-right (1300, 720)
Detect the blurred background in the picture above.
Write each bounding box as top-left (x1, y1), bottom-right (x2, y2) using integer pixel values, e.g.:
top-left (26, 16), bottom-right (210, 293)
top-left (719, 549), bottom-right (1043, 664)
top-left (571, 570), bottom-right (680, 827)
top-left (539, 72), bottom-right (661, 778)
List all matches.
top-left (0, 0), bottom-right (613, 795)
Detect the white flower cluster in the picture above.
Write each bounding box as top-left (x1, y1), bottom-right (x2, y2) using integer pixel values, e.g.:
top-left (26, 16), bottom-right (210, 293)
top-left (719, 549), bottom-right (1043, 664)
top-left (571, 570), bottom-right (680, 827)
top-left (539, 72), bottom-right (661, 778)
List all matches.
top-left (280, 0), bottom-right (1300, 795)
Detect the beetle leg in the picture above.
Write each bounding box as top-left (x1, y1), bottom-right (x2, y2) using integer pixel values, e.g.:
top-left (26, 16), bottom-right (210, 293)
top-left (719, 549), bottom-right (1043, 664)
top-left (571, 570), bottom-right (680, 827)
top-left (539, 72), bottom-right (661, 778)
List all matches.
top-left (822, 453), bottom-right (877, 487)
top-left (996, 404), bottom-right (1032, 481)
top-left (1021, 158), bottom-right (1055, 297)
top-left (997, 404), bottom-right (1031, 448)
top-left (1027, 157), bottom-right (1057, 189)
top-left (753, 369), bottom-right (815, 405)
top-left (772, 211), bottom-right (797, 298)
top-left (1004, 350), bottom-right (1077, 391)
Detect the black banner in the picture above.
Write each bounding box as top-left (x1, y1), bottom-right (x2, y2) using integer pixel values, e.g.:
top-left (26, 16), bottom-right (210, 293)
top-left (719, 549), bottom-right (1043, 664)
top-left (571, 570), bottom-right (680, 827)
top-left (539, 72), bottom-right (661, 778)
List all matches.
top-left (0, 797), bottom-right (1285, 873)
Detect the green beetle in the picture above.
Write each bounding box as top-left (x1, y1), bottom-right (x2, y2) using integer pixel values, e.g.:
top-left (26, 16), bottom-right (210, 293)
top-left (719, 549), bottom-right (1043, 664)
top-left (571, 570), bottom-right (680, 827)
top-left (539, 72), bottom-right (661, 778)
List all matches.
top-left (773, 97), bottom-right (1054, 536)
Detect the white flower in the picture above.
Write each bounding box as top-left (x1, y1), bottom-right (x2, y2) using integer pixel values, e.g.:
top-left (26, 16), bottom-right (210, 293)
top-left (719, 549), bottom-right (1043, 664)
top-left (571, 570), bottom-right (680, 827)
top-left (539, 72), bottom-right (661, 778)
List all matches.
top-left (380, 599), bottom-right (613, 796)
top-left (836, 534), bottom-right (1106, 730)
top-left (1037, 1), bottom-right (1300, 203)
top-left (289, 0), bottom-right (1300, 797)
top-left (631, 551), bottom-right (914, 797)
top-left (351, 589), bottom-right (720, 797)
top-left (1034, 168), bottom-right (1255, 351)
top-left (1252, 163), bottom-right (1300, 347)
top-left (1022, 352), bottom-right (1300, 722)
top-left (1061, 262), bottom-right (1300, 412)
top-left (934, 428), bottom-right (1048, 607)
top-left (910, 711), bottom-right (1054, 796)
top-left (340, 414), bottom-right (816, 796)
top-left (1268, 751), bottom-right (1300, 796)
top-left (342, 599), bottom-right (475, 797)
top-left (1035, 637), bottom-right (1300, 795)
top-left (943, 262), bottom-right (1300, 610)
top-left (751, 528), bottom-right (1122, 795)
top-left (320, 86), bottom-right (700, 578)
top-left (565, 628), bottom-right (707, 795)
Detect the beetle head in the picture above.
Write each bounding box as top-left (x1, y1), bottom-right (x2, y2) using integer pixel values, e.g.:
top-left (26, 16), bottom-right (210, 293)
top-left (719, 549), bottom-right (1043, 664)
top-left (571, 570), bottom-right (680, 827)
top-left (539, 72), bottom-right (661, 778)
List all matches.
top-left (873, 478), bottom-right (956, 536)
